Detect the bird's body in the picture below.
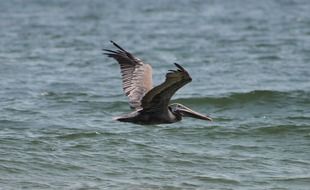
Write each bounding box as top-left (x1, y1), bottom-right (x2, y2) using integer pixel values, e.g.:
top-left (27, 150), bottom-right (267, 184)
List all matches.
top-left (103, 41), bottom-right (212, 125)
top-left (114, 108), bottom-right (180, 125)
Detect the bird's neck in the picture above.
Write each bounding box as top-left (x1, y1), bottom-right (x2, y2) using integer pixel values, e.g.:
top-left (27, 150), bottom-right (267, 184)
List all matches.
top-left (170, 110), bottom-right (182, 122)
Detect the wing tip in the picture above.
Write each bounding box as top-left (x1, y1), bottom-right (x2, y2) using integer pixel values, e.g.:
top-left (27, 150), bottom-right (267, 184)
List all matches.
top-left (110, 40), bottom-right (117, 47)
top-left (174, 63), bottom-right (186, 71)
top-left (110, 40), bottom-right (127, 52)
top-left (172, 63), bottom-right (192, 81)
top-left (102, 48), bottom-right (117, 54)
top-left (174, 63), bottom-right (190, 74)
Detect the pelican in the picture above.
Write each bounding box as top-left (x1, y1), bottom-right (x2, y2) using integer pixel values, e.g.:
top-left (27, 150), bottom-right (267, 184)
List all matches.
top-left (103, 41), bottom-right (212, 125)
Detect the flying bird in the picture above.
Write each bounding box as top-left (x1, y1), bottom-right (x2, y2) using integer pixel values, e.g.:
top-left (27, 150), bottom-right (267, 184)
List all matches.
top-left (103, 41), bottom-right (212, 124)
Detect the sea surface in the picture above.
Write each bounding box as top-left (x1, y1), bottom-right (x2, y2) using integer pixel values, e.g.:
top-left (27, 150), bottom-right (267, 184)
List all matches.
top-left (0, 0), bottom-right (310, 189)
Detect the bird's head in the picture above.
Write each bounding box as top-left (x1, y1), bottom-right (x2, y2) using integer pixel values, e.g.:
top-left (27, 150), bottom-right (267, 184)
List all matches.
top-left (169, 103), bottom-right (212, 121)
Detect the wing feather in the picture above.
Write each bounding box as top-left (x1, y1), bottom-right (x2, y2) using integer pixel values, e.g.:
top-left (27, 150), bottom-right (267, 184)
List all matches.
top-left (141, 63), bottom-right (192, 112)
top-left (103, 41), bottom-right (153, 110)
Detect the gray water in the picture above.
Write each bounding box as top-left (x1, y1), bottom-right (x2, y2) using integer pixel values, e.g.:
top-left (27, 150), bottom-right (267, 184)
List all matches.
top-left (1, 0), bottom-right (310, 189)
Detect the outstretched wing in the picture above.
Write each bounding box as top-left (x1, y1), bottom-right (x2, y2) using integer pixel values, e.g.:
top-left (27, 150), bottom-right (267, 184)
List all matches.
top-left (103, 41), bottom-right (153, 110)
top-left (141, 63), bottom-right (192, 113)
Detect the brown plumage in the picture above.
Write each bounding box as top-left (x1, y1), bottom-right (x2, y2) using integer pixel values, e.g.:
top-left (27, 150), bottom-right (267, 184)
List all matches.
top-left (103, 41), bottom-right (212, 124)
top-left (141, 63), bottom-right (192, 112)
top-left (103, 41), bottom-right (153, 109)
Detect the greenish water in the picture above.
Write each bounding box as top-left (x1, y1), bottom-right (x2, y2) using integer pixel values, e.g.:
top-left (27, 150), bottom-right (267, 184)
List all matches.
top-left (0, 0), bottom-right (310, 189)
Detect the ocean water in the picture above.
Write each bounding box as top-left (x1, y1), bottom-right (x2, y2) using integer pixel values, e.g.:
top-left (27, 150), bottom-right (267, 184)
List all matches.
top-left (1, 0), bottom-right (310, 189)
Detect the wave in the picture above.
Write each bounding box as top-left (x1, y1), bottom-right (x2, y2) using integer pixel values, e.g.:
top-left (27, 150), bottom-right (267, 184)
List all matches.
top-left (41, 91), bottom-right (99, 100)
top-left (41, 90), bottom-right (309, 106)
top-left (56, 131), bottom-right (101, 140)
top-left (194, 175), bottom-right (240, 184)
top-left (174, 90), bottom-right (310, 107)
top-left (251, 124), bottom-right (310, 135)
top-left (39, 90), bottom-right (309, 116)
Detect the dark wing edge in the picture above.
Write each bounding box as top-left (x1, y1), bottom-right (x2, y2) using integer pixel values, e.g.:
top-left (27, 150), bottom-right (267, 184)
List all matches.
top-left (141, 63), bottom-right (192, 112)
top-left (103, 41), bottom-right (153, 110)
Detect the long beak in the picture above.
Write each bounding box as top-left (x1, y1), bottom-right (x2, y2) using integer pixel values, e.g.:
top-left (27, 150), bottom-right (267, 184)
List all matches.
top-left (178, 107), bottom-right (212, 121)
